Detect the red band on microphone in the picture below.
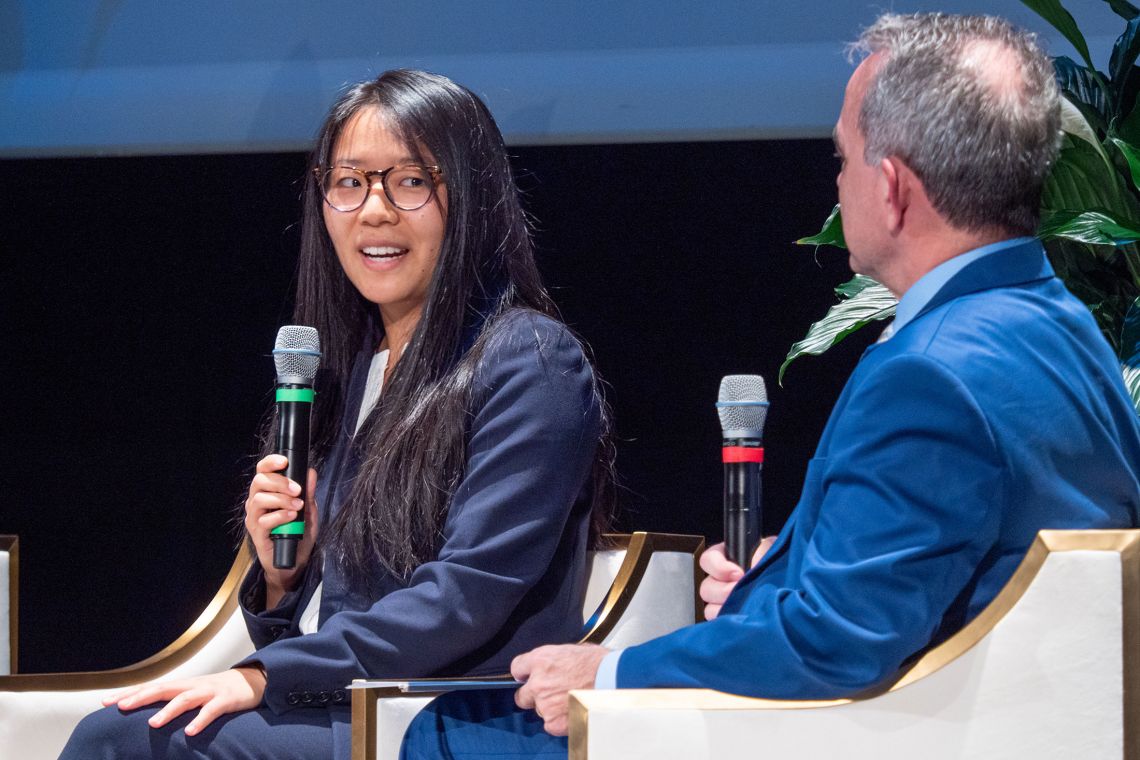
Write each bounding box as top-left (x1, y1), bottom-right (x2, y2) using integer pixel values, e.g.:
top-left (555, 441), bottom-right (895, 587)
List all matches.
top-left (722, 446), bottom-right (764, 464)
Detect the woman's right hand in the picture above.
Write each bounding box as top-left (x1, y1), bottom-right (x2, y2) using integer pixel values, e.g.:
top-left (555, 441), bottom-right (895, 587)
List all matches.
top-left (244, 455), bottom-right (319, 606)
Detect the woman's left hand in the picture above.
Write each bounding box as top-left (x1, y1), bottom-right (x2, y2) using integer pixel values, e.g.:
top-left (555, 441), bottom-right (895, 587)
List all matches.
top-left (102, 667), bottom-right (267, 736)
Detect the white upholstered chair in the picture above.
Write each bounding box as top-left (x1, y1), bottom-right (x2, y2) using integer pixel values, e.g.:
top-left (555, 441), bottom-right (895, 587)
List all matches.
top-left (0, 547), bottom-right (256, 760)
top-left (0, 536), bottom-right (17, 677)
top-left (568, 529), bottom-right (1140, 760)
top-left (348, 531), bottom-right (705, 760)
top-left (0, 531), bottom-right (704, 760)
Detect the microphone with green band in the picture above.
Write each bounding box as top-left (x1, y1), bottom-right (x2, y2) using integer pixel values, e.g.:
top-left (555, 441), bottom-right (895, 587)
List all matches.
top-left (270, 325), bottom-right (321, 569)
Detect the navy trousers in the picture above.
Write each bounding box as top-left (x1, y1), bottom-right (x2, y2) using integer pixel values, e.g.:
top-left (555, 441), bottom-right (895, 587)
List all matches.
top-left (400, 689), bottom-right (568, 760)
top-left (60, 703), bottom-right (344, 759)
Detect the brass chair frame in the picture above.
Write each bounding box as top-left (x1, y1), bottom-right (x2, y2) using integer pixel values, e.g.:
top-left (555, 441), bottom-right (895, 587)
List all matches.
top-left (567, 529), bottom-right (1140, 760)
top-left (0, 544), bottom-right (253, 692)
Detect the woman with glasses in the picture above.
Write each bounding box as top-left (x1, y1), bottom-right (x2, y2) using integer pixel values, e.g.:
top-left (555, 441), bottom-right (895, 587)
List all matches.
top-left (61, 69), bottom-right (614, 759)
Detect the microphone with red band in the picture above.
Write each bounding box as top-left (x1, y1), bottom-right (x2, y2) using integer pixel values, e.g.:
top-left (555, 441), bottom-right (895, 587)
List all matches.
top-left (717, 375), bottom-right (769, 569)
top-left (269, 325), bottom-right (321, 569)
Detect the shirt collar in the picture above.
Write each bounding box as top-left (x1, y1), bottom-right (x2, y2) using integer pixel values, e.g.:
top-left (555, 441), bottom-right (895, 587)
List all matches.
top-left (891, 237), bottom-right (1035, 335)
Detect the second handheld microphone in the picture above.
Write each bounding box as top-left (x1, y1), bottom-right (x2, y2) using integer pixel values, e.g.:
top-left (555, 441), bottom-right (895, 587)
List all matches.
top-left (269, 325), bottom-right (321, 569)
top-left (717, 375), bottom-right (769, 570)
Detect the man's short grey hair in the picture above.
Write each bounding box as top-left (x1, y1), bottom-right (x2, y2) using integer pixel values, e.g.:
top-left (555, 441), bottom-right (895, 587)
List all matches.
top-left (851, 13), bottom-right (1061, 235)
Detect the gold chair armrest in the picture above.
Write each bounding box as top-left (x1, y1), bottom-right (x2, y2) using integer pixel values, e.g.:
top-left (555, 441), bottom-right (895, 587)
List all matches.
top-left (0, 544), bottom-right (252, 692)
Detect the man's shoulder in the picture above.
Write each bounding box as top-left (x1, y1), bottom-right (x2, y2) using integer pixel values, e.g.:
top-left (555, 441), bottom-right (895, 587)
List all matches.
top-left (892, 274), bottom-right (1093, 360)
top-left (860, 274), bottom-right (1131, 435)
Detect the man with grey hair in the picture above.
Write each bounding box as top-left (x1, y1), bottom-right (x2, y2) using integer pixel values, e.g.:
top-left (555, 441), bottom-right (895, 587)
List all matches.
top-left (401, 14), bottom-right (1140, 757)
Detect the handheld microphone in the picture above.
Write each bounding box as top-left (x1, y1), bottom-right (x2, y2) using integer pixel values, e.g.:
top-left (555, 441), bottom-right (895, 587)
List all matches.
top-left (269, 325), bottom-right (321, 569)
top-left (717, 375), bottom-right (769, 570)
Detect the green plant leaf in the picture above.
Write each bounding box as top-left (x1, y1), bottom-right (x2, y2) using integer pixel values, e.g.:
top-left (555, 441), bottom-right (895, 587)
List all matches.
top-left (1122, 294), bottom-right (1140, 357)
top-left (1123, 363), bottom-right (1140, 414)
top-left (1055, 58), bottom-right (1109, 125)
top-left (1039, 209), bottom-right (1140, 244)
top-left (796, 204), bottom-right (846, 249)
top-left (1059, 95), bottom-right (1112, 166)
top-left (1121, 295), bottom-right (1140, 414)
top-left (1111, 137), bottom-right (1140, 192)
top-left (778, 276), bottom-right (896, 384)
top-left (1116, 80), bottom-right (1140, 142)
top-left (1070, 93), bottom-right (1111, 135)
top-left (1022, 0), bottom-right (1096, 69)
top-left (835, 275), bottom-right (875, 299)
top-left (1043, 131), bottom-right (1140, 222)
top-left (1104, 0), bottom-right (1140, 21)
top-left (1110, 17), bottom-right (1140, 93)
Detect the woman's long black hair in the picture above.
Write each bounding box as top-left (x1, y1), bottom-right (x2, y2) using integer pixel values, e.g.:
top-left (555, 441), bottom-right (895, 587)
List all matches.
top-left (280, 69), bottom-right (614, 584)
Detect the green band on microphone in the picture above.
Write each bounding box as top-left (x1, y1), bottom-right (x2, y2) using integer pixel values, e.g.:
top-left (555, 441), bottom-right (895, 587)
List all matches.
top-left (276, 388), bottom-right (315, 403)
top-left (271, 522), bottom-right (305, 536)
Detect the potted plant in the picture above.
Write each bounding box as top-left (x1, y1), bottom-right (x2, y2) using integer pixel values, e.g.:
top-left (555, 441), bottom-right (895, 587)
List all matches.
top-left (785, 0), bottom-right (1140, 415)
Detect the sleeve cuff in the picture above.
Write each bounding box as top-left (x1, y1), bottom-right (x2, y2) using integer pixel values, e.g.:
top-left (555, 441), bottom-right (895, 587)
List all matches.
top-left (241, 563), bottom-right (304, 619)
top-left (594, 648), bottom-right (623, 689)
top-left (239, 564), bottom-right (306, 649)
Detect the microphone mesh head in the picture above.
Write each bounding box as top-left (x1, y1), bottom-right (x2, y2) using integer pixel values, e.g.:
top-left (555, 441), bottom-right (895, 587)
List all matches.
top-left (273, 325), bottom-right (321, 381)
top-left (717, 374), bottom-right (769, 437)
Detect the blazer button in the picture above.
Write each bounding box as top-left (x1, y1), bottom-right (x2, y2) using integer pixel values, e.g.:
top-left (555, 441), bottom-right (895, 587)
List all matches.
top-left (332, 690), bottom-right (347, 704)
top-left (270, 625), bottom-right (287, 638)
top-left (286, 692), bottom-right (301, 706)
top-left (316, 691), bottom-right (330, 704)
top-left (301, 692), bottom-right (314, 704)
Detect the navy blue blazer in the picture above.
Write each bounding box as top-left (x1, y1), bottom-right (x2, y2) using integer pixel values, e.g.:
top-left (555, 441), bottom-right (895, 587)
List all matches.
top-left (237, 311), bottom-right (601, 716)
top-left (618, 240), bottom-right (1140, 698)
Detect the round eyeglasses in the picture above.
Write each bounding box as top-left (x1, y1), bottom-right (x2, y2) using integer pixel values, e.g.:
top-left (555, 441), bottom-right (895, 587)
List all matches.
top-left (314, 164), bottom-right (443, 212)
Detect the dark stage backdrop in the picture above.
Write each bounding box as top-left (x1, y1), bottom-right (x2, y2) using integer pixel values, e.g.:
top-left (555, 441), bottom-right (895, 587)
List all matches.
top-left (1, 139), bottom-right (874, 673)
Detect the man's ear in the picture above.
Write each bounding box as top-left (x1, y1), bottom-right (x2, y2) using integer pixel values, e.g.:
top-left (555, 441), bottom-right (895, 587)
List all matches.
top-left (880, 156), bottom-right (906, 232)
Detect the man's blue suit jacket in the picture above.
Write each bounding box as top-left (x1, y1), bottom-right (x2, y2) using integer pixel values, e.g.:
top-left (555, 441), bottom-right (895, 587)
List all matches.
top-left (619, 240), bottom-right (1140, 698)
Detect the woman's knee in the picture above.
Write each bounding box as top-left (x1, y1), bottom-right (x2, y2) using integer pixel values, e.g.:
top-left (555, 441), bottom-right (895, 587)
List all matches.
top-left (60, 704), bottom-right (334, 760)
top-left (60, 705), bottom-right (168, 760)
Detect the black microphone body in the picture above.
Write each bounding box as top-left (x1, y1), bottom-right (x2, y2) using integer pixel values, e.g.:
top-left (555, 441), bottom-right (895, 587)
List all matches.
top-left (272, 383), bottom-right (314, 569)
top-left (723, 439), bottom-right (763, 569)
top-left (268, 326), bottom-right (321, 570)
top-left (717, 375), bottom-right (769, 571)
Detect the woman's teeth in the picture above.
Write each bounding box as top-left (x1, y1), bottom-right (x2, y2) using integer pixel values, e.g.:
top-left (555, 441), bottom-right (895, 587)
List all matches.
top-left (362, 246), bottom-right (407, 259)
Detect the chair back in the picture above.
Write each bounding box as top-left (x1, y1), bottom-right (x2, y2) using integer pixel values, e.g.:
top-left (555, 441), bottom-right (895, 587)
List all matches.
top-left (0, 536), bottom-right (15, 676)
top-left (581, 533), bottom-right (704, 648)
